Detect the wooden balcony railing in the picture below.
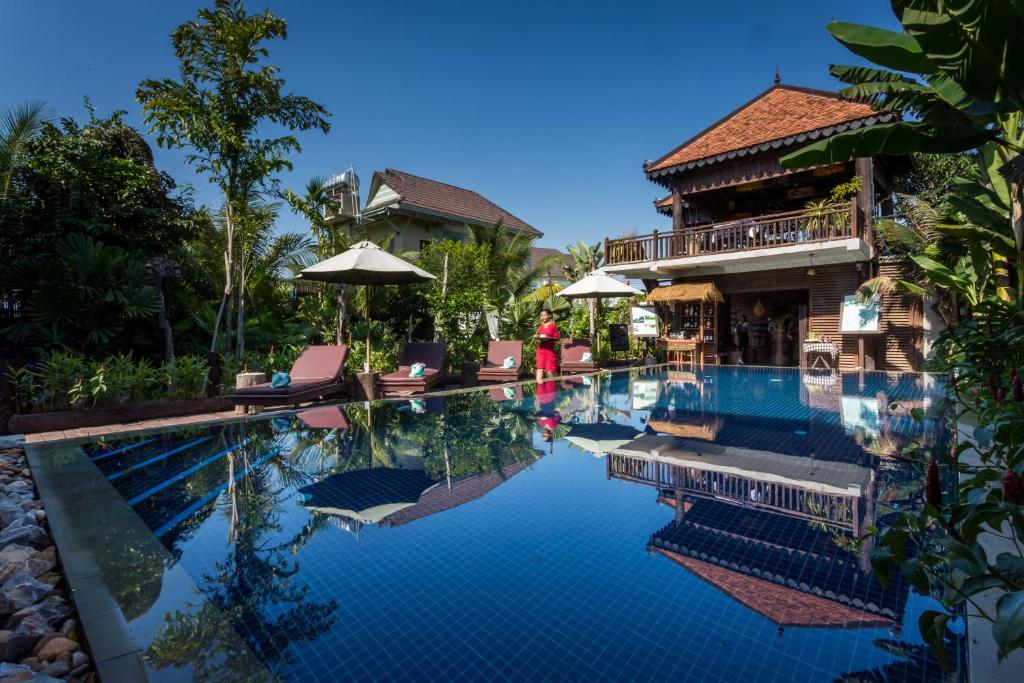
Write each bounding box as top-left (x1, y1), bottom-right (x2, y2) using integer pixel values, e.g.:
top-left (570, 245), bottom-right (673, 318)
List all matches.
top-left (606, 199), bottom-right (861, 267)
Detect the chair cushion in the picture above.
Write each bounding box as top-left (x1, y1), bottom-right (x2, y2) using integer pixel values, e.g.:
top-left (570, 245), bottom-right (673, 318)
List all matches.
top-left (233, 379), bottom-right (333, 396)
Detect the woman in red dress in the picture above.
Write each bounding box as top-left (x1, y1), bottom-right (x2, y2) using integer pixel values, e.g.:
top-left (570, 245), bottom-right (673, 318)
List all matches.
top-left (534, 308), bottom-right (559, 382)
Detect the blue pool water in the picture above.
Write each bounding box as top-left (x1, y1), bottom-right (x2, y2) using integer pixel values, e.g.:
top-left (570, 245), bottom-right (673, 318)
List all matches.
top-left (34, 366), bottom-right (960, 681)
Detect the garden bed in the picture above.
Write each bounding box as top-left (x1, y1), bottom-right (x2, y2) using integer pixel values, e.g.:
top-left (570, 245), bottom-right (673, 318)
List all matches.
top-left (7, 398), bottom-right (230, 435)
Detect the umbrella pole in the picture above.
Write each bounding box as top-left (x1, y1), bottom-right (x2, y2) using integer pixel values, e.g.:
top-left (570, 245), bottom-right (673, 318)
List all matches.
top-left (365, 285), bottom-right (371, 374)
top-left (594, 297), bottom-right (601, 361)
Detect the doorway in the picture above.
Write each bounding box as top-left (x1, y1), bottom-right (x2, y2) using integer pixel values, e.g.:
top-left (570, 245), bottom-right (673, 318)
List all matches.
top-left (726, 290), bottom-right (809, 366)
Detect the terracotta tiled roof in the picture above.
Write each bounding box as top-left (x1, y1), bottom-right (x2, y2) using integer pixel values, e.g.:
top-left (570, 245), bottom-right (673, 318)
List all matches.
top-left (530, 247), bottom-right (568, 279)
top-left (646, 85), bottom-right (892, 176)
top-left (363, 168), bottom-right (541, 236)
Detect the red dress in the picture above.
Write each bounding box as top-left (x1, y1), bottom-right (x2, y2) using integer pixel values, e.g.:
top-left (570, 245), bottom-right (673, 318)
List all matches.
top-left (535, 322), bottom-right (559, 372)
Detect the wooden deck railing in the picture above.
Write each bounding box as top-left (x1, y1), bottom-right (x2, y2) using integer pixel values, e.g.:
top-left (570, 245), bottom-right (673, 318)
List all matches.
top-left (606, 199), bottom-right (860, 266)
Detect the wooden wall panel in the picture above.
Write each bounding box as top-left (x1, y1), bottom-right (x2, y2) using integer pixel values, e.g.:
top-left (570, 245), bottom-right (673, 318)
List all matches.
top-left (877, 256), bottom-right (922, 371)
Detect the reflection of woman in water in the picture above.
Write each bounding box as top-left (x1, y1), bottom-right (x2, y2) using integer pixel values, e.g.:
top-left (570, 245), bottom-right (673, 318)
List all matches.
top-left (534, 308), bottom-right (559, 382)
top-left (535, 380), bottom-right (561, 442)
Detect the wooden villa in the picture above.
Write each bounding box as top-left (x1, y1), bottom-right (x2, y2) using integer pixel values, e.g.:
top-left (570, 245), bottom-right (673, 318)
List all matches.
top-left (605, 82), bottom-right (928, 371)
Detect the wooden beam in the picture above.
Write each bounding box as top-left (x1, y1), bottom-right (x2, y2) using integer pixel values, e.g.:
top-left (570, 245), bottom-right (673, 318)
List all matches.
top-left (855, 157), bottom-right (874, 245)
top-left (672, 186), bottom-right (683, 231)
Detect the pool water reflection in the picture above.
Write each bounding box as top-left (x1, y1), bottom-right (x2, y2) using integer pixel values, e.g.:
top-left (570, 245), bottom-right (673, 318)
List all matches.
top-left (39, 366), bottom-right (959, 681)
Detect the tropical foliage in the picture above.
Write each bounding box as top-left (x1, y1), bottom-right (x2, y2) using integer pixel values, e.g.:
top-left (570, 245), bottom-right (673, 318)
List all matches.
top-left (783, 0), bottom-right (1024, 660)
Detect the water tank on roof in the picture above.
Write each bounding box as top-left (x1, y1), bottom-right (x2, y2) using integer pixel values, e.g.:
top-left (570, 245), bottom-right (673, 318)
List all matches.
top-left (323, 167), bottom-right (361, 219)
top-left (325, 169), bottom-right (359, 192)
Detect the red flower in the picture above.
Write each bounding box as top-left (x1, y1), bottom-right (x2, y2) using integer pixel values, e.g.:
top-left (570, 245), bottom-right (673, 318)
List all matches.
top-left (996, 387), bottom-right (1007, 402)
top-left (1003, 470), bottom-right (1024, 505)
top-left (1013, 374), bottom-right (1023, 402)
top-left (988, 374), bottom-right (999, 397)
top-left (925, 460), bottom-right (942, 507)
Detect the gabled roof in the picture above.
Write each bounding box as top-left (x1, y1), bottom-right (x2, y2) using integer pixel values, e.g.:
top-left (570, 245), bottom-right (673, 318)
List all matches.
top-left (362, 168), bottom-right (542, 237)
top-left (530, 247), bottom-right (569, 279)
top-left (645, 84), bottom-right (896, 178)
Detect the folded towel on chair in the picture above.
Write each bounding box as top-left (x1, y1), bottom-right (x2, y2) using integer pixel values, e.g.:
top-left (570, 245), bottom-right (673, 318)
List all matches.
top-left (271, 372), bottom-right (291, 388)
top-left (409, 362), bottom-right (426, 378)
top-left (580, 352), bottom-right (593, 363)
top-left (502, 356), bottom-right (517, 369)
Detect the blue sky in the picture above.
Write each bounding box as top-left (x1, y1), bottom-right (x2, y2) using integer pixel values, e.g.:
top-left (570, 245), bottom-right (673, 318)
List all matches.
top-left (1, 0), bottom-right (900, 249)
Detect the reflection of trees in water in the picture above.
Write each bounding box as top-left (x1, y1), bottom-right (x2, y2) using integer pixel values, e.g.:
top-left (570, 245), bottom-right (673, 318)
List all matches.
top-left (145, 393), bottom-right (546, 679)
top-left (834, 630), bottom-right (960, 682)
top-left (147, 429), bottom-right (338, 681)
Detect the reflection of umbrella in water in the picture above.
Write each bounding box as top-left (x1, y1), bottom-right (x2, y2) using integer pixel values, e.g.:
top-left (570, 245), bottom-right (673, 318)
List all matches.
top-left (565, 422), bottom-right (641, 457)
top-left (297, 469), bottom-right (437, 535)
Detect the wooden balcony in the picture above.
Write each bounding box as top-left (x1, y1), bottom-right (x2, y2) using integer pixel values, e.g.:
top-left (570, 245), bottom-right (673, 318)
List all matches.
top-left (606, 199), bottom-right (862, 267)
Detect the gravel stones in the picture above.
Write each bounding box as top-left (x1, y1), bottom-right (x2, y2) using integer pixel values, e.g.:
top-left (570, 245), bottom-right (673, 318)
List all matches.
top-left (0, 448), bottom-right (91, 682)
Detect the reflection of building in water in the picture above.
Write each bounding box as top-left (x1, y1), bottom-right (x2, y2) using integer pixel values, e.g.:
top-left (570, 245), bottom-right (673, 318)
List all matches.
top-left (647, 501), bottom-right (905, 629)
top-left (607, 428), bottom-right (909, 630)
top-left (609, 434), bottom-right (872, 533)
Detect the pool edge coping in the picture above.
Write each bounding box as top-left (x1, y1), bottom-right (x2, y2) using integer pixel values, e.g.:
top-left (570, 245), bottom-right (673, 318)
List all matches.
top-left (24, 438), bottom-right (277, 682)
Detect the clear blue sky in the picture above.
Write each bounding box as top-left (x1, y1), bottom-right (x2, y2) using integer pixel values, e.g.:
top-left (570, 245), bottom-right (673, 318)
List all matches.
top-left (1, 0), bottom-right (899, 249)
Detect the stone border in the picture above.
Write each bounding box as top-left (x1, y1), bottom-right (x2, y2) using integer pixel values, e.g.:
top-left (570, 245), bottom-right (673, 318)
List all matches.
top-left (0, 437), bottom-right (94, 682)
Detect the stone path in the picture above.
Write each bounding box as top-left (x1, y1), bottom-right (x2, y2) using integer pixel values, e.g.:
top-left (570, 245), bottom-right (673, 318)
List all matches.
top-left (22, 410), bottom-right (240, 445)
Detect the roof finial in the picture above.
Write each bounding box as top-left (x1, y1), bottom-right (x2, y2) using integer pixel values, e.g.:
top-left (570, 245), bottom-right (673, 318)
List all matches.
top-left (774, 66), bottom-right (781, 85)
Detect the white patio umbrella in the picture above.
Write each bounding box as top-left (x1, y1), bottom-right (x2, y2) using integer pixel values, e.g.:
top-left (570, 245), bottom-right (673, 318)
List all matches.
top-left (557, 269), bottom-right (643, 357)
top-left (299, 241), bottom-right (435, 372)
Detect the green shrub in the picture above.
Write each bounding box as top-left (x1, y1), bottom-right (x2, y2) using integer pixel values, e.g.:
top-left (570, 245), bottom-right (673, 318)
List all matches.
top-left (165, 355), bottom-right (208, 400)
top-left (37, 352), bottom-right (87, 412)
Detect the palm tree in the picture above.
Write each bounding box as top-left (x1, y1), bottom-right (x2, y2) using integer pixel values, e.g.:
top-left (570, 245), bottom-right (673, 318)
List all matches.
top-left (564, 240), bottom-right (604, 281)
top-left (468, 219), bottom-right (560, 309)
top-left (0, 101), bottom-right (48, 199)
top-left (285, 176), bottom-right (351, 343)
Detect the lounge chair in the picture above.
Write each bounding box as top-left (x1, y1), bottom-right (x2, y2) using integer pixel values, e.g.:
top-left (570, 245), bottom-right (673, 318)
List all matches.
top-left (231, 345), bottom-right (349, 408)
top-left (377, 342), bottom-right (446, 395)
top-left (561, 338), bottom-right (598, 374)
top-left (477, 340), bottom-right (526, 383)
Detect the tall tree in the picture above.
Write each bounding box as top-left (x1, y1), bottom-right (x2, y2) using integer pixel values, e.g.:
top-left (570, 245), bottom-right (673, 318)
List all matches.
top-left (137, 0), bottom-right (330, 357)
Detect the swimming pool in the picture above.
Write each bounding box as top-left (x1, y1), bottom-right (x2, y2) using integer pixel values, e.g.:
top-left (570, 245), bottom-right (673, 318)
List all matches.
top-left (28, 366), bottom-right (960, 681)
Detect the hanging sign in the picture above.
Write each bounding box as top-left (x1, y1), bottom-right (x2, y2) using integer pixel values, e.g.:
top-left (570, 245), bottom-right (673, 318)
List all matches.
top-left (630, 305), bottom-right (659, 338)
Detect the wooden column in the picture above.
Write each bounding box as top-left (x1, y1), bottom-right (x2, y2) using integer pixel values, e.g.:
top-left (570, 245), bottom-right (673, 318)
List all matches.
top-left (672, 186), bottom-right (683, 232)
top-left (855, 157), bottom-right (874, 245)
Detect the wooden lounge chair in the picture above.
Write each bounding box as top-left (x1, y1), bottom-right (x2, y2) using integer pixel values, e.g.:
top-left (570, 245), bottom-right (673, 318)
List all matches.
top-left (377, 342), bottom-right (446, 395)
top-left (477, 340), bottom-right (526, 383)
top-left (232, 345), bottom-right (349, 408)
top-left (561, 338), bottom-right (598, 374)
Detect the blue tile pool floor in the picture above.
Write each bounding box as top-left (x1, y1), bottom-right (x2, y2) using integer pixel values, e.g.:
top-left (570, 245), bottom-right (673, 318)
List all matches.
top-left (35, 366), bottom-right (960, 681)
